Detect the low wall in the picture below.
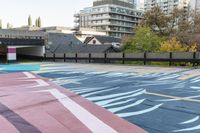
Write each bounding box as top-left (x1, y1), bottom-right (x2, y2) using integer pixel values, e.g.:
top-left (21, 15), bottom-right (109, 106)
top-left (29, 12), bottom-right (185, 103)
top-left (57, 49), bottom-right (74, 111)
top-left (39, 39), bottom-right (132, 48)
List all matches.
top-left (44, 52), bottom-right (200, 67)
top-left (125, 53), bottom-right (144, 59)
top-left (107, 53), bottom-right (123, 59)
top-left (146, 53), bottom-right (170, 59)
top-left (91, 53), bottom-right (105, 58)
top-left (172, 52), bottom-right (194, 59)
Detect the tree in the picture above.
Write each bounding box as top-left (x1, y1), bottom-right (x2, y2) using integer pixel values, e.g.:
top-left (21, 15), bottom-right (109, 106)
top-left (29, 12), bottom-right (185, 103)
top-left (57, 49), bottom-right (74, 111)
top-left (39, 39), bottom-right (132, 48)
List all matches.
top-left (0, 20), bottom-right (2, 29)
top-left (142, 6), bottom-right (200, 50)
top-left (38, 17), bottom-right (41, 27)
top-left (188, 43), bottom-right (198, 52)
top-left (160, 37), bottom-right (187, 52)
top-left (28, 15), bottom-right (32, 27)
top-left (35, 18), bottom-right (38, 27)
top-left (7, 23), bottom-right (12, 29)
top-left (123, 26), bottom-right (165, 52)
top-left (142, 6), bottom-right (190, 36)
top-left (142, 6), bottom-right (168, 36)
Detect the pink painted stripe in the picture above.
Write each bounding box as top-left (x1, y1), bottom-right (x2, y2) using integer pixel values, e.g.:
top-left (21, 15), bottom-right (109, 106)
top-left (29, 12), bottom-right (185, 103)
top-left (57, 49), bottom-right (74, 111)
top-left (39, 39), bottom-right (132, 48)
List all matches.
top-left (8, 48), bottom-right (16, 53)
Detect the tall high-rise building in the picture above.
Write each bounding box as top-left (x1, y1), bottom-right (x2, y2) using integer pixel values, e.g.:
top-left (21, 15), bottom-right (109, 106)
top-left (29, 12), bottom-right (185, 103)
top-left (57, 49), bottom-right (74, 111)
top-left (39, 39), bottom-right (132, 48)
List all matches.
top-left (144, 0), bottom-right (190, 14)
top-left (136, 0), bottom-right (145, 10)
top-left (74, 0), bottom-right (143, 38)
top-left (189, 0), bottom-right (200, 12)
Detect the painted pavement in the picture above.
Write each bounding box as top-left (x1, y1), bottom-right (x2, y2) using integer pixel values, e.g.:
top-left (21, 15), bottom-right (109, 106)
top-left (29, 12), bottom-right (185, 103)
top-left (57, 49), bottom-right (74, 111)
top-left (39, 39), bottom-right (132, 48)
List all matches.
top-left (0, 71), bottom-right (146, 133)
top-left (30, 62), bottom-right (200, 133)
top-left (1, 62), bottom-right (200, 133)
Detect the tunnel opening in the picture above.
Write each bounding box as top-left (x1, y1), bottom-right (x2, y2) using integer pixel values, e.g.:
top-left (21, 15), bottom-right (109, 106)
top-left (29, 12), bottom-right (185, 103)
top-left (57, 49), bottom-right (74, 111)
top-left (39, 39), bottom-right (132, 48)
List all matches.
top-left (0, 46), bottom-right (7, 63)
top-left (16, 46), bottom-right (45, 62)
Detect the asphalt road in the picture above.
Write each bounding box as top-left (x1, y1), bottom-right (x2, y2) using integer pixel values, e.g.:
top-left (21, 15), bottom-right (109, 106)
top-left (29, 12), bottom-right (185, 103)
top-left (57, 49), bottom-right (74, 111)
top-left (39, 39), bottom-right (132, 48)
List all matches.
top-left (3, 62), bottom-right (200, 133)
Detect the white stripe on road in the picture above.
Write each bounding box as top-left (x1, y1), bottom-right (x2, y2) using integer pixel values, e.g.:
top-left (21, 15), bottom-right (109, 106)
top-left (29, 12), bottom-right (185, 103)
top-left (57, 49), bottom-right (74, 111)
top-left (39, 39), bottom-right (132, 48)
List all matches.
top-left (25, 79), bottom-right (49, 88)
top-left (94, 89), bottom-right (146, 106)
top-left (173, 124), bottom-right (200, 132)
top-left (23, 72), bottom-right (36, 79)
top-left (180, 116), bottom-right (199, 125)
top-left (85, 89), bottom-right (142, 101)
top-left (37, 89), bottom-right (118, 133)
top-left (117, 104), bottom-right (163, 117)
top-left (109, 99), bottom-right (145, 113)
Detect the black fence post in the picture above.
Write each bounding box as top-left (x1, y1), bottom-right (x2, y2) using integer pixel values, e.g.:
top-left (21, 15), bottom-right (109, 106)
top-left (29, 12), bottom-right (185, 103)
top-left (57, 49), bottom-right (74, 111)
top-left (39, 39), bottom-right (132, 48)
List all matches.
top-left (169, 52), bottom-right (172, 66)
top-left (64, 53), bottom-right (66, 62)
top-left (89, 53), bottom-right (91, 63)
top-left (122, 53), bottom-right (125, 64)
top-left (75, 53), bottom-right (78, 63)
top-left (144, 52), bottom-right (146, 65)
top-left (53, 53), bottom-right (55, 62)
top-left (193, 52), bottom-right (196, 67)
top-left (104, 53), bottom-right (107, 63)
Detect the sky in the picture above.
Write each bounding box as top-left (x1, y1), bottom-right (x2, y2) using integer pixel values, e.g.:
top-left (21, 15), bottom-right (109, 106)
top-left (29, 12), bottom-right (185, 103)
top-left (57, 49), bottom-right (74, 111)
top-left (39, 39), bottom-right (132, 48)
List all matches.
top-left (0, 0), bottom-right (93, 28)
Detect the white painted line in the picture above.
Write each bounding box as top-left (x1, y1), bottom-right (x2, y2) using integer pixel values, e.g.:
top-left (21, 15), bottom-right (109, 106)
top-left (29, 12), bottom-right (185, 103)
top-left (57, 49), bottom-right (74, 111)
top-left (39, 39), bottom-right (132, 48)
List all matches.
top-left (117, 104), bottom-right (163, 117)
top-left (94, 89), bottom-right (146, 106)
top-left (37, 89), bottom-right (118, 133)
top-left (180, 116), bottom-right (199, 125)
top-left (23, 72), bottom-right (36, 79)
top-left (173, 124), bottom-right (200, 132)
top-left (24, 79), bottom-right (49, 88)
top-left (110, 99), bottom-right (146, 113)
top-left (31, 79), bottom-right (49, 88)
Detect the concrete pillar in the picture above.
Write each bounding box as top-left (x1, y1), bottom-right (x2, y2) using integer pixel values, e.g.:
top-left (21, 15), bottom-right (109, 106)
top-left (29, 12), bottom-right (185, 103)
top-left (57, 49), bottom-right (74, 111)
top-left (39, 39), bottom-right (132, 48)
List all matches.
top-left (7, 46), bottom-right (17, 63)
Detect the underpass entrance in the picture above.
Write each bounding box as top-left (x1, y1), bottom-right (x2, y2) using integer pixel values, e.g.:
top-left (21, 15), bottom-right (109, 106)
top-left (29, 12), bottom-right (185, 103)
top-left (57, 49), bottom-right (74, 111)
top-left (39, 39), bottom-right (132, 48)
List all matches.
top-left (16, 46), bottom-right (45, 62)
top-left (0, 46), bottom-right (7, 63)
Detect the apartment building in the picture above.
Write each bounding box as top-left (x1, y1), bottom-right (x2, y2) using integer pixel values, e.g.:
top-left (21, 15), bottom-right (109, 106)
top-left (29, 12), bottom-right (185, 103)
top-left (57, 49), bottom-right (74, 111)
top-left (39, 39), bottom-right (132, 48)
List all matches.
top-left (144, 0), bottom-right (190, 14)
top-left (189, 0), bottom-right (200, 12)
top-left (74, 0), bottom-right (143, 38)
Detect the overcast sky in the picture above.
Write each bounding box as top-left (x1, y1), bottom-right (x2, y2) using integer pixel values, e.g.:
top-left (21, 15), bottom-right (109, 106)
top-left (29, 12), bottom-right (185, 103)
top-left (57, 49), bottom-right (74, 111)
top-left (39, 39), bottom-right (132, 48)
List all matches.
top-left (0, 0), bottom-right (93, 28)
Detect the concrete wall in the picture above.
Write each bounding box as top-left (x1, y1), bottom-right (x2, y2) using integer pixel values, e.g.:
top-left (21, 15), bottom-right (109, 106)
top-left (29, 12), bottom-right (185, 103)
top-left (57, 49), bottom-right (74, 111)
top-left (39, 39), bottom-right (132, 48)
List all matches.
top-left (7, 46), bottom-right (16, 62)
top-left (172, 52), bottom-right (194, 59)
top-left (55, 53), bottom-right (64, 58)
top-left (0, 29), bottom-right (45, 39)
top-left (91, 53), bottom-right (105, 58)
top-left (107, 53), bottom-right (123, 58)
top-left (45, 53), bottom-right (54, 58)
top-left (125, 53), bottom-right (144, 58)
top-left (77, 53), bottom-right (89, 58)
top-left (65, 53), bottom-right (76, 58)
top-left (195, 52), bottom-right (200, 59)
top-left (147, 53), bottom-right (170, 59)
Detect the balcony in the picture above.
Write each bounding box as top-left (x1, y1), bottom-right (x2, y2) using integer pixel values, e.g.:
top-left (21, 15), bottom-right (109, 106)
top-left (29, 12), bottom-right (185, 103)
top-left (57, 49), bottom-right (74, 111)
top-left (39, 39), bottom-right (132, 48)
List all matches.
top-left (74, 13), bottom-right (80, 18)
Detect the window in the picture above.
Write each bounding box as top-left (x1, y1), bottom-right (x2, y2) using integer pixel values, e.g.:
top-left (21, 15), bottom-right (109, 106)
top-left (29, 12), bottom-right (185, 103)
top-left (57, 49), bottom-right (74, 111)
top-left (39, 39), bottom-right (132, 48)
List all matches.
top-left (93, 40), bottom-right (96, 44)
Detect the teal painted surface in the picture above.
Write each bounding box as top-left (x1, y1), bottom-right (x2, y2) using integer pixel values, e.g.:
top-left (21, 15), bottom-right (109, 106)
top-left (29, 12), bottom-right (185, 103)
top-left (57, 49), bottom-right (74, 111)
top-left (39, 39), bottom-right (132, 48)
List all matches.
top-left (0, 64), bottom-right (40, 71)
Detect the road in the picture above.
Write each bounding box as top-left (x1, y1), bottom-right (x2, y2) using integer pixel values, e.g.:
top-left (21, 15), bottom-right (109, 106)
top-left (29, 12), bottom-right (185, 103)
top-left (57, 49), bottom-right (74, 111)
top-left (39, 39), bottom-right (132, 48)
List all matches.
top-left (2, 62), bottom-right (200, 133)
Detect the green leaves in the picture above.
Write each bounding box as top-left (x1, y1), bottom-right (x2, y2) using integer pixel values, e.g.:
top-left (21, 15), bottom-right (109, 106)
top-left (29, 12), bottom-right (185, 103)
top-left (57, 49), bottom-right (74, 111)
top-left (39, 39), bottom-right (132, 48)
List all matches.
top-left (123, 26), bottom-right (164, 52)
top-left (28, 15), bottom-right (32, 26)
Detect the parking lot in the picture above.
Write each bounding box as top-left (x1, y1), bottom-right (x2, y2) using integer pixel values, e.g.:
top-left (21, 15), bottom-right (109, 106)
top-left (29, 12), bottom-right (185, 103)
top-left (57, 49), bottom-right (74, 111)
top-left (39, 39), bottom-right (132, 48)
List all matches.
top-left (2, 62), bottom-right (200, 133)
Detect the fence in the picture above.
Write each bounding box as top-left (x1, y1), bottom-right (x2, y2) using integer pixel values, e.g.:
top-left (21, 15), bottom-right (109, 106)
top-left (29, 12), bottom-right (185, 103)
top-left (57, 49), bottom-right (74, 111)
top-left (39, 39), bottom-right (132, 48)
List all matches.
top-left (44, 52), bottom-right (200, 66)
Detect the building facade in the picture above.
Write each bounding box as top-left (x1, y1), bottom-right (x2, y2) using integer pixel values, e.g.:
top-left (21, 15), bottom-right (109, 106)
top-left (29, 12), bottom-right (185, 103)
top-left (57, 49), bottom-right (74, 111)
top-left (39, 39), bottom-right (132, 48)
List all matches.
top-left (75, 0), bottom-right (143, 38)
top-left (189, 0), bottom-right (200, 12)
top-left (144, 0), bottom-right (190, 14)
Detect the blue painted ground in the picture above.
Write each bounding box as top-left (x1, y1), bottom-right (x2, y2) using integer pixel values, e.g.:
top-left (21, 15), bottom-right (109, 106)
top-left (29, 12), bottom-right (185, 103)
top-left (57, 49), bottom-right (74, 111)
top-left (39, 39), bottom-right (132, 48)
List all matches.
top-left (0, 64), bottom-right (40, 71)
top-left (2, 62), bottom-right (200, 133)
